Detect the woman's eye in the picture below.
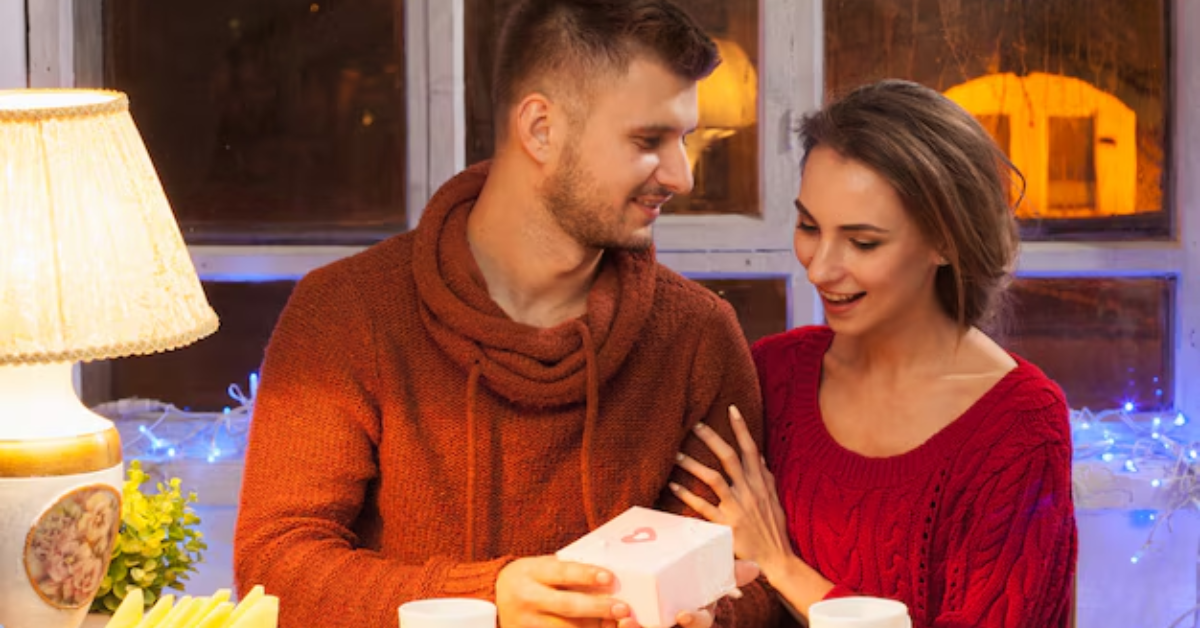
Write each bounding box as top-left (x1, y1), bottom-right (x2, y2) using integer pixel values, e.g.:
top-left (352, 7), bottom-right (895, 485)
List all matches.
top-left (852, 240), bottom-right (880, 251)
top-left (796, 222), bottom-right (818, 233)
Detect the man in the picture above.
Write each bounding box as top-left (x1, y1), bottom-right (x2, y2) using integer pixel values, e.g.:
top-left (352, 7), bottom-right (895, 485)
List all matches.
top-left (234, 1), bottom-right (782, 627)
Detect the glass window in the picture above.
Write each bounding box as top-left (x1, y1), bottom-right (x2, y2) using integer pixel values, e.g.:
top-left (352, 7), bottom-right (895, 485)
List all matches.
top-left (824, 0), bottom-right (1169, 240)
top-left (694, 278), bottom-right (789, 344)
top-left (82, 281), bottom-right (296, 411)
top-left (1002, 277), bottom-right (1173, 411)
top-left (464, 0), bottom-right (760, 216)
top-left (105, 0), bottom-right (407, 244)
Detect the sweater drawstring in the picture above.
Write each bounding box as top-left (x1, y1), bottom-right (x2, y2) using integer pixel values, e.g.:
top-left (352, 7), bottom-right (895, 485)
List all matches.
top-left (465, 360), bottom-right (483, 561)
top-left (464, 323), bottom-right (600, 560)
top-left (574, 320), bottom-right (601, 532)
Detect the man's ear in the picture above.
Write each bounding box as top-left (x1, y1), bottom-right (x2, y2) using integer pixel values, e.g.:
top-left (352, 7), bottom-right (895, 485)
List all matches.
top-left (514, 93), bottom-right (554, 164)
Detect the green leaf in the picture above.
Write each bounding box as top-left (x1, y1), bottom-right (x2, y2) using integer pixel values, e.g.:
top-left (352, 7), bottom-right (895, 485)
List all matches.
top-left (92, 458), bottom-right (206, 612)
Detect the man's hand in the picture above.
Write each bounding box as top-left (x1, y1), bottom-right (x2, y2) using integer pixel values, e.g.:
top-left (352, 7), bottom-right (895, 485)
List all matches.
top-left (496, 555), bottom-right (631, 628)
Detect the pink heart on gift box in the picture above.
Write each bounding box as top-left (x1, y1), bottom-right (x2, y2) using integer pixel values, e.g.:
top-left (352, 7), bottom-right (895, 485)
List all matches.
top-left (621, 527), bottom-right (657, 544)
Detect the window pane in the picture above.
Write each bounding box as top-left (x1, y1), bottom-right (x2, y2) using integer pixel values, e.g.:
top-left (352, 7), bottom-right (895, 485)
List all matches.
top-left (824, 0), bottom-right (1168, 240)
top-left (464, 0), bottom-right (760, 216)
top-left (1002, 278), bottom-right (1173, 411)
top-left (106, 1), bottom-right (407, 244)
top-left (82, 281), bottom-right (296, 411)
top-left (693, 278), bottom-right (788, 344)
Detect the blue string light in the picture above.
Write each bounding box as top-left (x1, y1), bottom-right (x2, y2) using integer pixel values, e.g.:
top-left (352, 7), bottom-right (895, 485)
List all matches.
top-left (1070, 403), bottom-right (1200, 566)
top-left (93, 372), bottom-right (259, 466)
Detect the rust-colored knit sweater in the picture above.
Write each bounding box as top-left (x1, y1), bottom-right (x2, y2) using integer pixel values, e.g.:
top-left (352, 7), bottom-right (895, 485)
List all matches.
top-left (234, 163), bottom-right (783, 628)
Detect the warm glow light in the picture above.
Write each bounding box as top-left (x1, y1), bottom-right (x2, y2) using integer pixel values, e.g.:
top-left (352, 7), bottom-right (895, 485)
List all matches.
top-left (944, 72), bottom-right (1137, 219)
top-left (0, 89), bottom-right (218, 367)
top-left (687, 38), bottom-right (757, 171)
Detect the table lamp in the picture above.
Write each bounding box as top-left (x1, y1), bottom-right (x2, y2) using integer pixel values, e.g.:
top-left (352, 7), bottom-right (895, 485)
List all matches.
top-left (0, 89), bottom-right (219, 628)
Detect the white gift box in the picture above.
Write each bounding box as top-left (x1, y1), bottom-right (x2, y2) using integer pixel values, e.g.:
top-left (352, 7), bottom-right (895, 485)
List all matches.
top-left (557, 506), bottom-right (736, 628)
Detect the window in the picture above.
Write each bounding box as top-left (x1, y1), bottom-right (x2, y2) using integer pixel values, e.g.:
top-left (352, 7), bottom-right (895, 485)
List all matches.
top-left (825, 0), bottom-right (1170, 240)
top-left (694, 278), bottom-right (790, 344)
top-left (104, 0), bottom-right (408, 244)
top-left (1005, 277), bottom-right (1173, 411)
top-left (26, 0), bottom-right (1196, 422)
top-left (82, 282), bottom-right (296, 411)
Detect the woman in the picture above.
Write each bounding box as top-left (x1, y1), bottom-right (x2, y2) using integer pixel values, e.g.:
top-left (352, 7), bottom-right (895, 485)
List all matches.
top-left (671, 80), bottom-right (1077, 627)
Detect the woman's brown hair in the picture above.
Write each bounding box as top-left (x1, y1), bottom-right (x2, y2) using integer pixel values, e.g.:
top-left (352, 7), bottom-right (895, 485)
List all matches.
top-left (799, 79), bottom-right (1024, 330)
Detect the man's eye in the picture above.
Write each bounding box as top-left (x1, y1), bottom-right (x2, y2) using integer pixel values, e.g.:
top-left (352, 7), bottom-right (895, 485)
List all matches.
top-left (635, 137), bottom-right (662, 149)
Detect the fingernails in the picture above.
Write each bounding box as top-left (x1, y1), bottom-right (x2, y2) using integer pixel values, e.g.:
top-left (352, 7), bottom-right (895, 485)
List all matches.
top-left (669, 482), bottom-right (682, 493)
top-left (675, 452), bottom-right (686, 462)
top-left (729, 587), bottom-right (744, 599)
top-left (612, 603), bottom-right (630, 618)
top-left (729, 405), bottom-right (742, 420)
top-left (595, 570), bottom-right (613, 586)
top-left (694, 422), bottom-right (708, 432)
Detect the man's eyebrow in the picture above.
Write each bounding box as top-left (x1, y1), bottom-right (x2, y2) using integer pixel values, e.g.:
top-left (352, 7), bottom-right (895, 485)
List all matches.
top-left (630, 124), bottom-right (693, 135)
top-left (793, 199), bottom-right (890, 234)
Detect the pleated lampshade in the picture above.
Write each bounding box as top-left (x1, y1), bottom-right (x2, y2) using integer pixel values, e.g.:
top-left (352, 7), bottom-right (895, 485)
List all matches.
top-left (0, 89), bottom-right (218, 364)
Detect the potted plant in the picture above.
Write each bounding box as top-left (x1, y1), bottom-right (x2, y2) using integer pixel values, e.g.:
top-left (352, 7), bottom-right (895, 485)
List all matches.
top-left (88, 460), bottom-right (206, 617)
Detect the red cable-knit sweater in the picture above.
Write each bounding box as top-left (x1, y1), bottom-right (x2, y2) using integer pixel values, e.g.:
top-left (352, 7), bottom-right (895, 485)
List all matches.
top-left (755, 326), bottom-right (1077, 628)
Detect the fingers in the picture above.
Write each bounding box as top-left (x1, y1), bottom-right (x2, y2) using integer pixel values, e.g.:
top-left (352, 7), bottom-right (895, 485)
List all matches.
top-left (668, 481), bottom-right (724, 523)
top-left (758, 455), bottom-right (788, 532)
top-left (532, 559), bottom-right (614, 589)
top-left (727, 405), bottom-right (762, 465)
top-left (617, 618), bottom-right (642, 628)
top-left (674, 450), bottom-right (735, 501)
top-left (531, 561), bottom-right (626, 619)
top-left (676, 608), bottom-right (715, 628)
top-left (727, 406), bottom-right (768, 489)
top-left (690, 422), bottom-right (748, 489)
top-left (497, 556), bottom-right (629, 628)
top-left (733, 559), bottom-right (761, 586)
top-left (539, 589), bottom-right (628, 620)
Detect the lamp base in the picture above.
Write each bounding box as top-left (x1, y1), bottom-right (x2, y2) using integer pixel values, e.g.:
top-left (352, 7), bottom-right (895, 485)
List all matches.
top-left (0, 363), bottom-right (124, 628)
top-left (0, 462), bottom-right (123, 628)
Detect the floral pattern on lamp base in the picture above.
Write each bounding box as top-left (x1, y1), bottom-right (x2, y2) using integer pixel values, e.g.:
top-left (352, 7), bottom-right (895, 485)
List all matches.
top-left (24, 485), bottom-right (121, 609)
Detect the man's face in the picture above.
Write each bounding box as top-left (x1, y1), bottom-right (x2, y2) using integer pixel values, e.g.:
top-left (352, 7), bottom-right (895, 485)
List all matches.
top-left (539, 57), bottom-right (699, 251)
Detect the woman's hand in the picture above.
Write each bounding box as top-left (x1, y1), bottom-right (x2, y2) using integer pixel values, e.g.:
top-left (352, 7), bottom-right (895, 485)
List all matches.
top-left (671, 405), bottom-right (795, 578)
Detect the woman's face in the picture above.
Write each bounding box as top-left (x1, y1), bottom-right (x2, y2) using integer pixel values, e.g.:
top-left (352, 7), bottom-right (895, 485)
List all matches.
top-left (794, 146), bottom-right (946, 338)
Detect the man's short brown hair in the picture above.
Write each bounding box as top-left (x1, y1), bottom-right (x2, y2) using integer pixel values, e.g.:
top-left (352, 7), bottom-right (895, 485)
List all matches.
top-left (493, 0), bottom-right (719, 138)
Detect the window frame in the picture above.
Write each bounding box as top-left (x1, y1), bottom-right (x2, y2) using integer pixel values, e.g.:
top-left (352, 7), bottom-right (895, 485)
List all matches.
top-left (0, 1), bottom-right (24, 87)
top-left (22, 0), bottom-right (1200, 419)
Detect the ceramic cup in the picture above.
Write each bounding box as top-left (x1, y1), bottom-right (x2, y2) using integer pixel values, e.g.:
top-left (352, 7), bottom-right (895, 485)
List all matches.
top-left (808, 596), bottom-right (912, 628)
top-left (398, 598), bottom-right (497, 628)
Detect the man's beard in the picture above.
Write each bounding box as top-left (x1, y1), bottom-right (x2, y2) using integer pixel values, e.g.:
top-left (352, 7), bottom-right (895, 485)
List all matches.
top-left (540, 147), bottom-right (654, 251)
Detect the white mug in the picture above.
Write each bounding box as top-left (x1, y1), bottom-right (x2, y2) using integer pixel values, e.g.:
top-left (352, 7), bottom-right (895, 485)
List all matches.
top-left (398, 598), bottom-right (497, 628)
top-left (808, 596), bottom-right (912, 628)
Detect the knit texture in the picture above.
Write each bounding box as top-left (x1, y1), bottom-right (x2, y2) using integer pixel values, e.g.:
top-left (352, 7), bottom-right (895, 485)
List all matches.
top-left (234, 162), bottom-right (782, 628)
top-left (755, 326), bottom-right (1077, 628)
